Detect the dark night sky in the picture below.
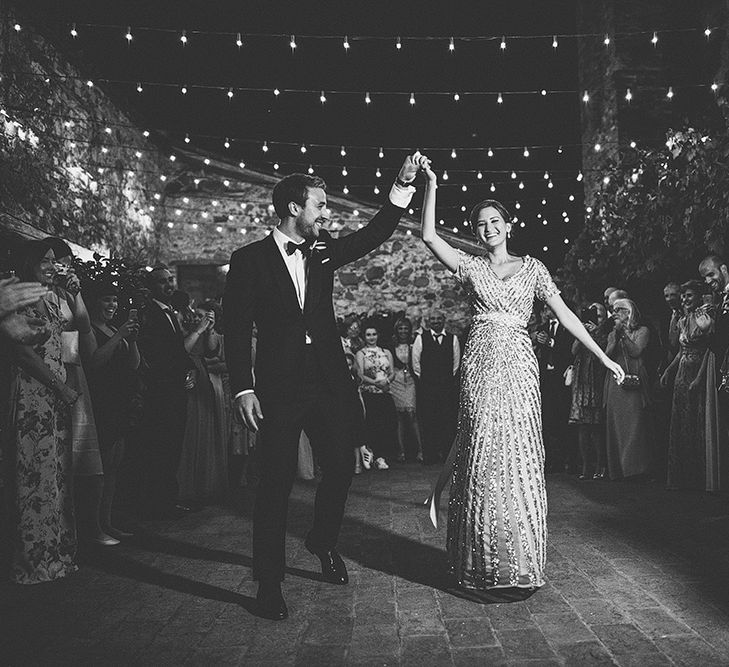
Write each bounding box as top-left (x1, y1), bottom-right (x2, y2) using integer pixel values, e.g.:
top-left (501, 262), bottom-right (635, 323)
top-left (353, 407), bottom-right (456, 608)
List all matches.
top-left (17, 1), bottom-right (597, 264)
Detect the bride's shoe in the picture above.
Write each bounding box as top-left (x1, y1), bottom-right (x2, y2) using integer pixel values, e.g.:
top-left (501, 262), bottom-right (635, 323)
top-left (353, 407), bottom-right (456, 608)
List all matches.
top-left (424, 494), bottom-right (440, 529)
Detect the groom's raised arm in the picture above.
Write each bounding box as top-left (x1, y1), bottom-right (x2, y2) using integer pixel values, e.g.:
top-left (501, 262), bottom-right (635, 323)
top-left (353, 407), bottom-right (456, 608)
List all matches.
top-left (223, 246), bottom-right (256, 395)
top-left (328, 152), bottom-right (426, 269)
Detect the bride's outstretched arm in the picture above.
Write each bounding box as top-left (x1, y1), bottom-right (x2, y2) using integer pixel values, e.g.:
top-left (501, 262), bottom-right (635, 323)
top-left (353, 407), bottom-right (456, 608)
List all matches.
top-left (546, 293), bottom-right (625, 384)
top-left (420, 166), bottom-right (460, 273)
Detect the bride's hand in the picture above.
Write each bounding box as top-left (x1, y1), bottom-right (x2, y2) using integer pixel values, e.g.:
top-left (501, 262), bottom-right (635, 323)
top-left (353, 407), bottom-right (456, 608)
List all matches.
top-left (421, 162), bottom-right (437, 183)
top-left (606, 359), bottom-right (625, 384)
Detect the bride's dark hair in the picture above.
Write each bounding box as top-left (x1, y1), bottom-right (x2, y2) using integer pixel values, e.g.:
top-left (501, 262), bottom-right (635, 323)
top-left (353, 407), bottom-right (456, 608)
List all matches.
top-left (468, 199), bottom-right (513, 238)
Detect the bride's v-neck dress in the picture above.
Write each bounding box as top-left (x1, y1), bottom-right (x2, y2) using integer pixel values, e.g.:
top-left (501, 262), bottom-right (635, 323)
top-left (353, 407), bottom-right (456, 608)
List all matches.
top-left (447, 252), bottom-right (560, 590)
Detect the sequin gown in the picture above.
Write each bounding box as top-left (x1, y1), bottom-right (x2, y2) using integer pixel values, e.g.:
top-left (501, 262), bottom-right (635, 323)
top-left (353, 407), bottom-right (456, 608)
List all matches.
top-left (448, 252), bottom-right (560, 590)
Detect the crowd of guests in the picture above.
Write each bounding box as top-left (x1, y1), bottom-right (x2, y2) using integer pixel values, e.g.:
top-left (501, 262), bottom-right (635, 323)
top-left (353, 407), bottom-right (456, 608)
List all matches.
top-left (534, 260), bottom-right (729, 494)
top-left (2, 234), bottom-right (728, 586)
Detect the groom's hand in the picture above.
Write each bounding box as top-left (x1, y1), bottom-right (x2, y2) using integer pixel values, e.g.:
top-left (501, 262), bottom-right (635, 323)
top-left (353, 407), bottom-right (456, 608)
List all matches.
top-left (398, 151), bottom-right (430, 184)
top-left (235, 392), bottom-right (264, 432)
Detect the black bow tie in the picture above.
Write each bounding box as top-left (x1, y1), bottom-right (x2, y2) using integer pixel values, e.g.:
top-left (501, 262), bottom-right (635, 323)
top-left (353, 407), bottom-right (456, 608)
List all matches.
top-left (286, 241), bottom-right (310, 257)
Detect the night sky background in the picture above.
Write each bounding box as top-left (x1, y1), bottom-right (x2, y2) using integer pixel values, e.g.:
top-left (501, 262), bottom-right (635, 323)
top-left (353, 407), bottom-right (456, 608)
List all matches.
top-left (15, 0), bottom-right (712, 267)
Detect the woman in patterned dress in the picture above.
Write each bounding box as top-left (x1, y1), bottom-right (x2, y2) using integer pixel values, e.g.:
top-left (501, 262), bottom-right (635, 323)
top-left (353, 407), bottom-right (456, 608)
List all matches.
top-left (355, 322), bottom-right (398, 470)
top-left (418, 163), bottom-right (624, 595)
top-left (7, 240), bottom-right (81, 583)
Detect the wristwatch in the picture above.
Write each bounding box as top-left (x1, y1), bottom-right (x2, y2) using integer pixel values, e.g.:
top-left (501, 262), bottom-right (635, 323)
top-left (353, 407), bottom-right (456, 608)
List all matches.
top-left (395, 176), bottom-right (414, 188)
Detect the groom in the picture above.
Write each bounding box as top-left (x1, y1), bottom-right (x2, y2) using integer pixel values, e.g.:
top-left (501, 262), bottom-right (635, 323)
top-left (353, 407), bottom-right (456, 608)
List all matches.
top-left (224, 152), bottom-right (424, 620)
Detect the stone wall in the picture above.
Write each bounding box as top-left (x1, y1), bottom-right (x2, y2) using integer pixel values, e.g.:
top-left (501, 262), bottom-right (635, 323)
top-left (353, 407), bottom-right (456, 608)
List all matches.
top-left (161, 151), bottom-right (481, 333)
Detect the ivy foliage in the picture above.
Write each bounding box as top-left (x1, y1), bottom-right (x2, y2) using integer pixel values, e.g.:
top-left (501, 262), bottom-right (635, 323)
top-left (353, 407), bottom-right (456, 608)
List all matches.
top-left (562, 127), bottom-right (729, 297)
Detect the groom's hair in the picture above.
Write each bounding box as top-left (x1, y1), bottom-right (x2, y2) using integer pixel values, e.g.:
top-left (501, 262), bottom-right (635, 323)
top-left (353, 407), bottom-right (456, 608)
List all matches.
top-left (468, 199), bottom-right (512, 238)
top-left (273, 173), bottom-right (327, 219)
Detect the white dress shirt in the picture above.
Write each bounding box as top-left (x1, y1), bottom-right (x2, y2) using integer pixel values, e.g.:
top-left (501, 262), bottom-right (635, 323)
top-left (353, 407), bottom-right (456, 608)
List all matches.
top-left (411, 329), bottom-right (461, 378)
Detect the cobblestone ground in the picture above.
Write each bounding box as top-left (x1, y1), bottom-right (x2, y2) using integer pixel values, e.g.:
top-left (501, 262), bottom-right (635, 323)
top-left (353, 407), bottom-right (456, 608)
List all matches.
top-left (3, 466), bottom-right (729, 666)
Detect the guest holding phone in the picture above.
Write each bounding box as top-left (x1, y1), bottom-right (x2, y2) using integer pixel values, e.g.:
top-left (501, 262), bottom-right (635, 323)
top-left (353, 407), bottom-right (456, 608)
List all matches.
top-left (87, 282), bottom-right (141, 539)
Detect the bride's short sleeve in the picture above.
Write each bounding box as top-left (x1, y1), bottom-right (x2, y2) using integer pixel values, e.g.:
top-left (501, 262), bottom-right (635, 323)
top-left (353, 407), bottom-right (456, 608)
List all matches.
top-left (454, 249), bottom-right (474, 285)
top-left (533, 258), bottom-right (561, 302)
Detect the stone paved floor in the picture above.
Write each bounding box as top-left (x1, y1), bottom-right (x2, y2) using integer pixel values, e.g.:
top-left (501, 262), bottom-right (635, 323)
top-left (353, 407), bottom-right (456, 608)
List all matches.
top-left (3, 466), bottom-right (729, 666)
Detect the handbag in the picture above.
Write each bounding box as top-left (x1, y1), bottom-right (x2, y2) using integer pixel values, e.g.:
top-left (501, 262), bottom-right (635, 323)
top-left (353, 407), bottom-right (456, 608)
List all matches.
top-left (563, 365), bottom-right (574, 387)
top-left (620, 341), bottom-right (641, 390)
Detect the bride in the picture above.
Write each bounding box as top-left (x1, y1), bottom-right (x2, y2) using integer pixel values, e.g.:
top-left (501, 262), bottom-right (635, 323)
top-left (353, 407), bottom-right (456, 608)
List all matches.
top-left (418, 161), bottom-right (624, 596)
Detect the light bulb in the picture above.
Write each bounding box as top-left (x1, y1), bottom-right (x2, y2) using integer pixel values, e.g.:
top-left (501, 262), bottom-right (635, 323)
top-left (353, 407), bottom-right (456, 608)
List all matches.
top-left (453, 92), bottom-right (460, 101)
top-left (262, 141), bottom-right (268, 152)
top-left (125, 27), bottom-right (132, 42)
top-left (136, 83), bottom-right (143, 93)
top-left (70, 24), bottom-right (78, 38)
top-left (340, 146), bottom-right (346, 157)
top-left (604, 34), bottom-right (610, 46)
top-left (442, 171), bottom-right (449, 180)
top-left (396, 36), bottom-right (402, 50)
top-left (300, 144), bottom-right (307, 153)
top-left (523, 147), bottom-right (530, 157)
top-left (180, 30), bottom-right (187, 45)
top-left (365, 92), bottom-right (371, 104)
top-left (651, 32), bottom-right (658, 46)
top-left (500, 36), bottom-right (506, 51)
top-left (451, 148), bottom-right (457, 159)
top-left (625, 88), bottom-right (632, 102)
top-left (342, 167), bottom-right (348, 176)
top-left (666, 86), bottom-right (674, 99)
top-left (273, 88), bottom-right (280, 96)
top-left (409, 92), bottom-right (415, 105)
top-left (449, 37), bottom-right (455, 52)
top-left (227, 88), bottom-right (234, 99)
top-left (343, 36), bottom-right (350, 50)
top-left (477, 171), bottom-right (483, 179)
top-left (582, 91), bottom-right (590, 103)
top-left (236, 33), bottom-right (243, 47)
top-left (487, 147), bottom-right (494, 157)
top-left (552, 35), bottom-right (558, 49)
top-left (378, 148), bottom-right (384, 159)
top-left (290, 35), bottom-right (297, 50)
top-left (497, 93), bottom-right (503, 104)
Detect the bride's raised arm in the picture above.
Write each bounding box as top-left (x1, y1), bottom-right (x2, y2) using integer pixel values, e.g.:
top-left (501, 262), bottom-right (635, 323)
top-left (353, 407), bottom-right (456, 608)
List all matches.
top-left (420, 165), bottom-right (460, 273)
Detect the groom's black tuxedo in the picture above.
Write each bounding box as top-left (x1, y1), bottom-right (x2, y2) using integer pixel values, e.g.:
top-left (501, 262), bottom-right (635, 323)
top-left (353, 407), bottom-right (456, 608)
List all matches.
top-left (224, 198), bottom-right (408, 582)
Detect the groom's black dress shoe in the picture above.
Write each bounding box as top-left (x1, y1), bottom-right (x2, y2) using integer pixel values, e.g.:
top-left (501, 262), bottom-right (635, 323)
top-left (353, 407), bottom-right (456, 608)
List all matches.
top-left (305, 537), bottom-right (349, 585)
top-left (256, 582), bottom-right (288, 620)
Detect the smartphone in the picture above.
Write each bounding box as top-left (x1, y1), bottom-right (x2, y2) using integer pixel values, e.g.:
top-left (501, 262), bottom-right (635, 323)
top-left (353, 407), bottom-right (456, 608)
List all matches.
top-left (128, 308), bottom-right (139, 323)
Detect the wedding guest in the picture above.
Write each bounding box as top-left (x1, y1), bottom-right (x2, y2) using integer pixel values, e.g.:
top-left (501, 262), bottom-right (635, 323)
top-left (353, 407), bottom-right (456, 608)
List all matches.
top-left (7, 240), bottom-right (80, 583)
top-left (604, 298), bottom-right (653, 480)
top-left (178, 298), bottom-right (227, 504)
top-left (536, 304), bottom-right (575, 473)
top-left (661, 280), bottom-right (715, 490)
top-left (0, 277), bottom-right (50, 344)
top-left (137, 267), bottom-right (195, 519)
top-left (569, 303), bottom-right (609, 478)
top-left (661, 281), bottom-right (683, 364)
top-left (389, 317), bottom-right (423, 462)
top-left (341, 316), bottom-right (364, 356)
top-left (356, 322), bottom-right (398, 470)
top-left (412, 311), bottom-right (460, 465)
top-left (45, 237), bottom-right (114, 546)
top-left (87, 281), bottom-right (141, 538)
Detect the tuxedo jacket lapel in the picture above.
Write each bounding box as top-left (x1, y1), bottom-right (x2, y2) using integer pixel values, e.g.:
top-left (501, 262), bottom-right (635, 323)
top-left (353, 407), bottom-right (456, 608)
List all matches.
top-left (263, 234), bottom-right (301, 313)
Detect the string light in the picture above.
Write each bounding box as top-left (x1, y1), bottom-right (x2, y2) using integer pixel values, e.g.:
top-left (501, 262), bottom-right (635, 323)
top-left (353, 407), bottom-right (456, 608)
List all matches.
top-left (70, 23), bottom-right (78, 38)
top-left (343, 35), bottom-right (350, 51)
top-left (449, 37), bottom-right (455, 52)
top-left (666, 86), bottom-right (674, 99)
top-left (290, 34), bottom-right (297, 50)
top-left (227, 88), bottom-right (234, 99)
top-left (180, 30), bottom-right (187, 45)
top-left (497, 93), bottom-right (503, 104)
top-left (125, 26), bottom-right (133, 42)
top-left (409, 92), bottom-right (415, 105)
top-left (625, 88), bottom-right (632, 102)
top-left (451, 148), bottom-right (457, 159)
top-left (136, 82), bottom-right (143, 93)
top-left (273, 88), bottom-right (280, 97)
top-left (523, 147), bottom-right (530, 157)
top-left (396, 36), bottom-right (402, 50)
top-left (500, 36), bottom-right (506, 51)
top-left (453, 93), bottom-right (460, 101)
top-left (320, 91), bottom-right (327, 103)
top-left (582, 91), bottom-right (590, 103)
top-left (365, 92), bottom-right (371, 104)
top-left (705, 27), bottom-right (712, 39)
top-left (236, 32), bottom-right (243, 48)
top-left (603, 34), bottom-right (610, 46)
top-left (340, 145), bottom-right (346, 157)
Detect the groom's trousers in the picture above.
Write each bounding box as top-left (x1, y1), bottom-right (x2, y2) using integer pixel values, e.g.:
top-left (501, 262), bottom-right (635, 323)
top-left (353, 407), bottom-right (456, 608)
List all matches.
top-left (253, 346), bottom-right (355, 583)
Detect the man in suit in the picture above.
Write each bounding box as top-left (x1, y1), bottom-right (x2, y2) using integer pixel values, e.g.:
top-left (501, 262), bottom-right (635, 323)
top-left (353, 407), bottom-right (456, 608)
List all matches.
top-left (536, 304), bottom-right (575, 472)
top-left (224, 152), bottom-right (426, 620)
top-left (412, 311), bottom-right (460, 464)
top-left (136, 266), bottom-right (195, 519)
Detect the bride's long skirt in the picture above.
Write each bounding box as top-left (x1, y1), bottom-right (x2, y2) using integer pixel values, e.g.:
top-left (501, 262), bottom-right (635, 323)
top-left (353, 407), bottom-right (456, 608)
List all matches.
top-left (447, 314), bottom-right (547, 590)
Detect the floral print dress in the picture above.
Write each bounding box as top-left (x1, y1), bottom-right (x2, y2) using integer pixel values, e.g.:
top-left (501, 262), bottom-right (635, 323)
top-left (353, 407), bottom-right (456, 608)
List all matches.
top-left (9, 293), bottom-right (77, 584)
